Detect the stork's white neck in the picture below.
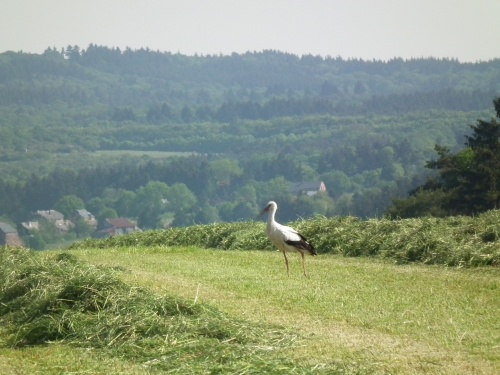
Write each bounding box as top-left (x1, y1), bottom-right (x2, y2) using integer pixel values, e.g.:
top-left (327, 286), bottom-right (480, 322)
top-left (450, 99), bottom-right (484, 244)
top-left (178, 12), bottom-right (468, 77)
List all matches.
top-left (267, 204), bottom-right (277, 228)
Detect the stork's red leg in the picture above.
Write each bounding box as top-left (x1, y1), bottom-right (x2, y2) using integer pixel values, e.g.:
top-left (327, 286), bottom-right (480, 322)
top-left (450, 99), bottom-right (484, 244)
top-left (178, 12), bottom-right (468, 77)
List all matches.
top-left (282, 251), bottom-right (290, 277)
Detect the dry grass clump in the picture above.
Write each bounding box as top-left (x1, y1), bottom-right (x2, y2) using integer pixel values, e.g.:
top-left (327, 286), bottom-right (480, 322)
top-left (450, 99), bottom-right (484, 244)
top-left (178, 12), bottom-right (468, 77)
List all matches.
top-left (73, 221), bottom-right (273, 252)
top-left (0, 246), bottom-right (318, 373)
top-left (70, 210), bottom-right (500, 267)
top-left (298, 211), bottom-right (500, 266)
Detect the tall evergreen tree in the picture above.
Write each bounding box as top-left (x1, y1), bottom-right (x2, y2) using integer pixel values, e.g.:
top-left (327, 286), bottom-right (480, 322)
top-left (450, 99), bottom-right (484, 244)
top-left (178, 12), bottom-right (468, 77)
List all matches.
top-left (389, 97), bottom-right (500, 217)
top-left (460, 97), bottom-right (500, 211)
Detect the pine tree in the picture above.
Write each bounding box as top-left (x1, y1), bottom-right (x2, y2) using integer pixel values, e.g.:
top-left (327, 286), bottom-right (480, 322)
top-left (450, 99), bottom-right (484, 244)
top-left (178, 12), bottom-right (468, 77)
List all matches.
top-left (460, 97), bottom-right (500, 211)
top-left (388, 97), bottom-right (500, 217)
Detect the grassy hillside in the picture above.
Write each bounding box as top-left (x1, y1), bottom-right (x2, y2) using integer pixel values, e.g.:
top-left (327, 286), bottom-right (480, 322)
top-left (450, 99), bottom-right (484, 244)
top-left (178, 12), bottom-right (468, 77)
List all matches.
top-left (1, 244), bottom-right (498, 374)
top-left (2, 213), bottom-right (500, 373)
top-left (77, 247), bottom-right (499, 374)
top-left (0, 247), bottom-right (306, 374)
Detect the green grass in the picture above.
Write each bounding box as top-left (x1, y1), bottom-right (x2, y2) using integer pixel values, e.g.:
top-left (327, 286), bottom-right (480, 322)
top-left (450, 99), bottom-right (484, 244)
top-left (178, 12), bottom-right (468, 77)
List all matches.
top-left (2, 212), bottom-right (500, 374)
top-left (0, 247), bottom-right (310, 374)
top-left (71, 210), bottom-right (500, 267)
top-left (73, 246), bottom-right (499, 374)
top-left (92, 150), bottom-right (196, 158)
top-left (0, 150), bottom-right (194, 181)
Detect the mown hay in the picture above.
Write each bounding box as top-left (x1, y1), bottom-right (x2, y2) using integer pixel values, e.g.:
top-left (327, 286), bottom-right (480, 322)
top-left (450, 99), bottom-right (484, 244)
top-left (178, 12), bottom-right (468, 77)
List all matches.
top-left (69, 210), bottom-right (500, 267)
top-left (0, 246), bottom-right (317, 373)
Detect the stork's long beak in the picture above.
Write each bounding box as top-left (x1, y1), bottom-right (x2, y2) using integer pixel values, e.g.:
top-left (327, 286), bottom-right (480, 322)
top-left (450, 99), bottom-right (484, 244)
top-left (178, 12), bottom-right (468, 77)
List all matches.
top-left (257, 205), bottom-right (269, 219)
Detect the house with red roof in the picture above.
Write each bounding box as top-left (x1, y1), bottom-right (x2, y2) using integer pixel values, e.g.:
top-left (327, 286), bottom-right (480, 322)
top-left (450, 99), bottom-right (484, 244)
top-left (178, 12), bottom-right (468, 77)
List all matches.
top-left (93, 218), bottom-right (141, 238)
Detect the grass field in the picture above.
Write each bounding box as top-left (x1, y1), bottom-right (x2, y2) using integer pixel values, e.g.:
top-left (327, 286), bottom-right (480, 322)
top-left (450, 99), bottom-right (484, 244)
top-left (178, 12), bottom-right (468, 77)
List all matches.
top-left (91, 150), bottom-right (196, 158)
top-left (0, 149), bottom-right (195, 180)
top-left (1, 244), bottom-right (498, 374)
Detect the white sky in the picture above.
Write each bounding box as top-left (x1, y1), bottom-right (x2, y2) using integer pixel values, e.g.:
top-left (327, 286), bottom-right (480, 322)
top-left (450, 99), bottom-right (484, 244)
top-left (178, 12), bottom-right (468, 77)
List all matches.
top-left (0, 0), bottom-right (498, 62)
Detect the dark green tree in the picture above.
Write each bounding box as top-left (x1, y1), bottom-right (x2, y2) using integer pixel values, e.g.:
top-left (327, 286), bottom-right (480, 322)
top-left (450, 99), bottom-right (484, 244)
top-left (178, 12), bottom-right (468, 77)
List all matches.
top-left (194, 202), bottom-right (220, 224)
top-left (54, 195), bottom-right (85, 218)
top-left (134, 181), bottom-right (169, 229)
top-left (460, 101), bottom-right (500, 211)
top-left (97, 208), bottom-right (118, 224)
top-left (431, 98), bottom-right (500, 214)
top-left (388, 97), bottom-right (500, 217)
top-left (73, 218), bottom-right (94, 238)
top-left (24, 230), bottom-right (46, 250)
top-left (181, 105), bottom-right (194, 123)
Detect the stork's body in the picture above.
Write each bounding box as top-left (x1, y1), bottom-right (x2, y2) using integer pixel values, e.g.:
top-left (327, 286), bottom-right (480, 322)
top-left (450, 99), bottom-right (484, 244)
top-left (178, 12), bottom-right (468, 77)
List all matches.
top-left (260, 201), bottom-right (316, 277)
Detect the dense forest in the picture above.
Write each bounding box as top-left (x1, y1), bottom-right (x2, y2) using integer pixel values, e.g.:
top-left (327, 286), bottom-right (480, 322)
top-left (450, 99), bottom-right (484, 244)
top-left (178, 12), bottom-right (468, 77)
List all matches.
top-left (0, 45), bottom-right (499, 247)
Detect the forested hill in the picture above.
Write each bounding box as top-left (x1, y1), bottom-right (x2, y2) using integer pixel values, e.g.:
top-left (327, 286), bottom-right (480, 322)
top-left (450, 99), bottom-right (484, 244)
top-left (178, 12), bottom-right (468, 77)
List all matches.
top-left (0, 45), bottom-right (499, 236)
top-left (1, 46), bottom-right (498, 114)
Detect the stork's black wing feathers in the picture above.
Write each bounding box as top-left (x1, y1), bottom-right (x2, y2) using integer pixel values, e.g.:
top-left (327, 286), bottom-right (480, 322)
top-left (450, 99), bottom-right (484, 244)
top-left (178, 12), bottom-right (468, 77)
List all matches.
top-left (285, 232), bottom-right (316, 256)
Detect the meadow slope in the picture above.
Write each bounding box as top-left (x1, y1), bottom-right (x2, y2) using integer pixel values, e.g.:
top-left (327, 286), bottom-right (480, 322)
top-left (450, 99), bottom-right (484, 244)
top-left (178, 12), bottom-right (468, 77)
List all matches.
top-left (73, 246), bottom-right (499, 374)
top-left (1, 213), bottom-right (499, 374)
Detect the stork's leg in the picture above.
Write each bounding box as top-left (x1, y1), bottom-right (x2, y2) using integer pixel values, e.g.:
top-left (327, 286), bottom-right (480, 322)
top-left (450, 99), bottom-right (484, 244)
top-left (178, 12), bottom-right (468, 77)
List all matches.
top-left (301, 252), bottom-right (308, 277)
top-left (282, 252), bottom-right (290, 277)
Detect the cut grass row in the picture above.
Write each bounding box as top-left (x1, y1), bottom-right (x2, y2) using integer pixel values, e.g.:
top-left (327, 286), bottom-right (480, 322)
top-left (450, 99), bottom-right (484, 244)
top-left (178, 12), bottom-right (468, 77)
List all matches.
top-left (71, 210), bottom-right (500, 267)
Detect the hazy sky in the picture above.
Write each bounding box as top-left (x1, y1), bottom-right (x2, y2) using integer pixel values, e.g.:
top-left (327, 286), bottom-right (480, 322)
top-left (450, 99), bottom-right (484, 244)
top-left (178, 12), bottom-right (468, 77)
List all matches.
top-left (1, 0), bottom-right (498, 62)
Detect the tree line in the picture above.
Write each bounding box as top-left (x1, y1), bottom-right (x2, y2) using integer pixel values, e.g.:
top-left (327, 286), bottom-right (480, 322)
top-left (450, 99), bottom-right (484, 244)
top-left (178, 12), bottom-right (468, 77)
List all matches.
top-left (143, 89), bottom-right (495, 124)
top-left (1, 47), bottom-right (498, 111)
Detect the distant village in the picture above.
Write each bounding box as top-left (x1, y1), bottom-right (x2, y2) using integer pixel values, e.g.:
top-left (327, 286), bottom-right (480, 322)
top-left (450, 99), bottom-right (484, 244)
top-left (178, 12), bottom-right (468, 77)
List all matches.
top-left (0, 209), bottom-right (141, 248)
top-left (0, 181), bottom-right (327, 249)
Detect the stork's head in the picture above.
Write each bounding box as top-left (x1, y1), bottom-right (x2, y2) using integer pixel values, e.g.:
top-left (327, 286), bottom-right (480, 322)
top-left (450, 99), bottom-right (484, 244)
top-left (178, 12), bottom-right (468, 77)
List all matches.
top-left (259, 201), bottom-right (277, 217)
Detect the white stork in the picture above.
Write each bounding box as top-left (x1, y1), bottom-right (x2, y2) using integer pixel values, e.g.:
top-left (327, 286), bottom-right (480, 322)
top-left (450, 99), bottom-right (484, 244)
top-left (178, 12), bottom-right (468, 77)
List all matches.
top-left (259, 201), bottom-right (316, 277)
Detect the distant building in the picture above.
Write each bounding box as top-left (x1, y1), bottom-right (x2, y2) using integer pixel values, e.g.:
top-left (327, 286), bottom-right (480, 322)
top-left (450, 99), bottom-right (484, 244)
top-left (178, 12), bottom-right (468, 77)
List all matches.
top-left (22, 209), bottom-right (74, 233)
top-left (94, 218), bottom-right (141, 238)
top-left (35, 209), bottom-right (64, 222)
top-left (289, 181), bottom-right (327, 196)
top-left (20, 221), bottom-right (39, 232)
top-left (73, 209), bottom-right (98, 228)
top-left (0, 222), bottom-right (25, 247)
